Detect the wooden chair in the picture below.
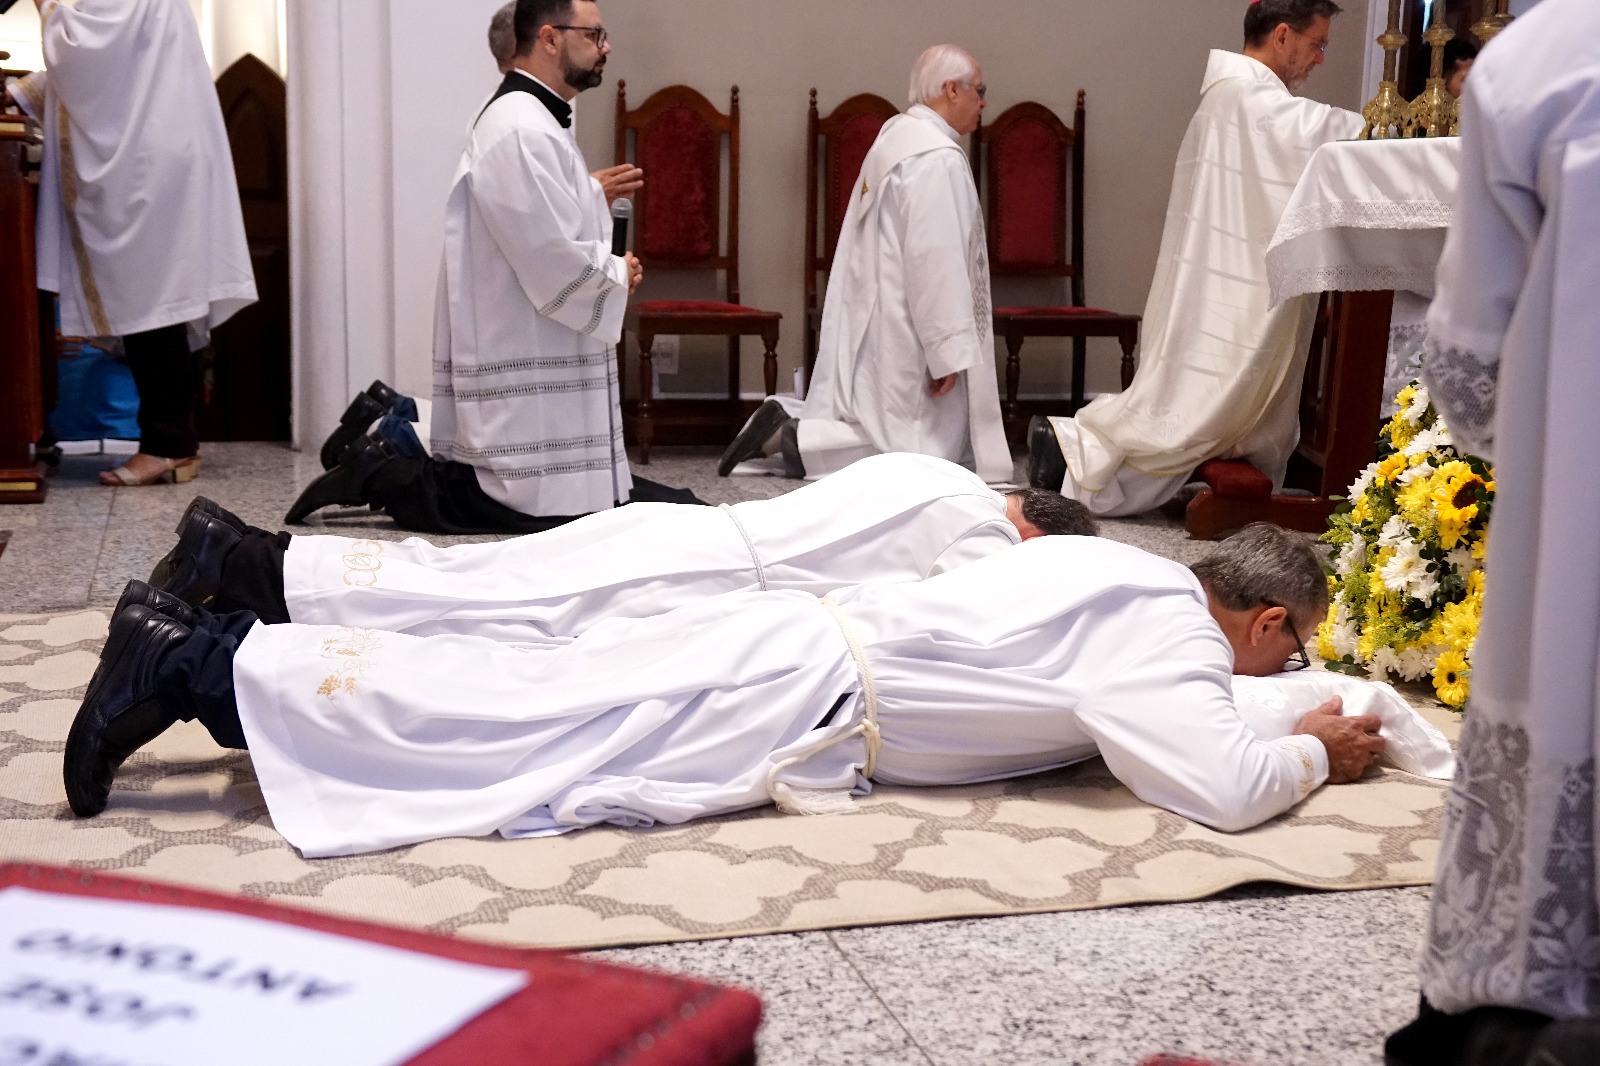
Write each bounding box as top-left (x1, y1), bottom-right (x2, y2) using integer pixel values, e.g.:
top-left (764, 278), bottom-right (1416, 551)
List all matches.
top-left (1, 83), bottom-right (49, 503)
top-left (615, 82), bottom-right (781, 463)
top-left (973, 92), bottom-right (1141, 437)
top-left (803, 89), bottom-right (900, 384)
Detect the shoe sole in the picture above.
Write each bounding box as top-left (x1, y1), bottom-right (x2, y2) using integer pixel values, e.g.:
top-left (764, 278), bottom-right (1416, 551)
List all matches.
top-left (62, 612), bottom-right (148, 816)
top-left (717, 400), bottom-right (789, 477)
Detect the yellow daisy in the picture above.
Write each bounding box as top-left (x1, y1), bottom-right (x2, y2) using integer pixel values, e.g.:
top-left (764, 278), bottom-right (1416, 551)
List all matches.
top-left (1432, 649), bottom-right (1471, 707)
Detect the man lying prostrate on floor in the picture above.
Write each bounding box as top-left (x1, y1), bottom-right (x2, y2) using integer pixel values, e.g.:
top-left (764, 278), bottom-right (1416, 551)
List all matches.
top-left (144, 453), bottom-right (1095, 644)
top-left (66, 524), bottom-right (1385, 858)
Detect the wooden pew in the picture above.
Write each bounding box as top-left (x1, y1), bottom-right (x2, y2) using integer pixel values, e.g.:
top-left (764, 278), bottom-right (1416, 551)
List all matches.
top-left (0, 75), bottom-right (48, 505)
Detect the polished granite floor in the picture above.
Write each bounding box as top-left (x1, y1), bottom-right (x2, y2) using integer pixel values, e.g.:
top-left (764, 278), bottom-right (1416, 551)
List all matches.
top-left (0, 441), bottom-right (1427, 1065)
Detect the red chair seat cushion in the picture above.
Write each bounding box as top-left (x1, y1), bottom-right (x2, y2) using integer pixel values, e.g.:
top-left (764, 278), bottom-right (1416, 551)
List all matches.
top-left (1196, 459), bottom-right (1273, 500)
top-left (993, 305), bottom-right (1123, 317)
top-left (633, 300), bottom-right (775, 317)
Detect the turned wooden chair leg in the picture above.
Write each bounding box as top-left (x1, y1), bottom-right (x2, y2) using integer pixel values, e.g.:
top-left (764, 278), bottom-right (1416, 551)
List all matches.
top-left (761, 327), bottom-right (779, 396)
top-left (1004, 331), bottom-right (1024, 426)
top-left (1119, 330), bottom-right (1138, 390)
top-left (637, 330), bottom-right (656, 465)
top-left (1071, 336), bottom-right (1088, 412)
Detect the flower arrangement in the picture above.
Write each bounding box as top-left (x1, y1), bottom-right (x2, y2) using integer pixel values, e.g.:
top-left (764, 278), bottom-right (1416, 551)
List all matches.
top-left (1316, 382), bottom-right (1494, 708)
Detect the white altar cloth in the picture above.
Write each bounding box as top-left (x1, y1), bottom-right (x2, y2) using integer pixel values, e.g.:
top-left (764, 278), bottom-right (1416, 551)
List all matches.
top-left (1265, 138), bottom-right (1462, 308)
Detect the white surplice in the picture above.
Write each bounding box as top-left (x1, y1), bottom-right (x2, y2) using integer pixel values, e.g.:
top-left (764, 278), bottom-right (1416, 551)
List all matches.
top-left (1045, 52), bottom-right (1362, 516)
top-left (283, 453), bottom-right (1018, 644)
top-left (799, 105), bottom-right (1011, 484)
top-left (10, 0), bottom-right (255, 339)
top-left (430, 71), bottom-right (631, 517)
top-left (234, 536), bottom-right (1329, 858)
top-left (1415, 0), bottom-right (1600, 1020)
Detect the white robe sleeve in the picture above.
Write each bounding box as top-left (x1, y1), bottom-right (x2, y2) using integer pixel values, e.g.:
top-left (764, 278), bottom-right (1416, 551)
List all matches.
top-left (1073, 632), bottom-right (1329, 832)
top-left (9, 71), bottom-right (46, 121)
top-left (925, 517), bottom-right (1019, 577)
top-left (1422, 79), bottom-right (1539, 459)
top-left (891, 152), bottom-right (986, 380)
top-left (469, 131), bottom-right (629, 341)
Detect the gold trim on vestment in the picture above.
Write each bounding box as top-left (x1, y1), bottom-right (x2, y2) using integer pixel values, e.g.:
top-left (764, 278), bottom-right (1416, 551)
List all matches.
top-left (55, 100), bottom-right (111, 337)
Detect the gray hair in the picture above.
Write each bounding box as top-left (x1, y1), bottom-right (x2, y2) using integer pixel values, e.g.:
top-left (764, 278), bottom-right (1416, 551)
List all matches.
top-left (909, 44), bottom-right (977, 107)
top-left (1006, 489), bottom-right (1099, 537)
top-left (1189, 523), bottom-right (1329, 633)
top-left (489, 2), bottom-right (517, 72)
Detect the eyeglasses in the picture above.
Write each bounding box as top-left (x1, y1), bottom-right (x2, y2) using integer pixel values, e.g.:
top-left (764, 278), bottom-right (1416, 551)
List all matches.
top-left (551, 24), bottom-right (608, 48)
top-left (1264, 601), bottom-right (1312, 671)
top-left (954, 80), bottom-right (987, 100)
top-left (1291, 27), bottom-right (1328, 53)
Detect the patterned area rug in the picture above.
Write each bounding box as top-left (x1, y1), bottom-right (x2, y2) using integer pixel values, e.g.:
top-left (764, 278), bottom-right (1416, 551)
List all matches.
top-left (1, 610), bottom-right (1451, 950)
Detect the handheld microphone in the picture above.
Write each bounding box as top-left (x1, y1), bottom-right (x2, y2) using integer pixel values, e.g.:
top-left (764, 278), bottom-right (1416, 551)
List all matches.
top-left (610, 198), bottom-right (632, 258)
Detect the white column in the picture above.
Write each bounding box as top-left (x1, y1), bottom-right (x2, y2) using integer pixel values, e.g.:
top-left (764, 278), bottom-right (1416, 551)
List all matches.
top-left (286, 0), bottom-right (397, 451)
top-left (203, 0), bottom-right (285, 78)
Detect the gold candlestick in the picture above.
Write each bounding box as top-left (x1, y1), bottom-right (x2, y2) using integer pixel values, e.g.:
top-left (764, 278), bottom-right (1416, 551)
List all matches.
top-left (1360, 0), bottom-right (1410, 139)
top-left (1407, 2), bottom-right (1458, 137)
top-left (1471, 0), bottom-right (1514, 45)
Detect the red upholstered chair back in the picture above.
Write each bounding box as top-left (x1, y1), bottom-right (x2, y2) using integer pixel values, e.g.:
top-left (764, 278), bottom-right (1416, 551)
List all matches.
top-left (615, 82), bottom-right (739, 294)
top-left (974, 94), bottom-right (1086, 303)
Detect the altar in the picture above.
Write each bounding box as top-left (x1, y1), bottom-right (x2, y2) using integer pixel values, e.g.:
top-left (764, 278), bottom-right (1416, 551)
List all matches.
top-left (1183, 135), bottom-right (1461, 539)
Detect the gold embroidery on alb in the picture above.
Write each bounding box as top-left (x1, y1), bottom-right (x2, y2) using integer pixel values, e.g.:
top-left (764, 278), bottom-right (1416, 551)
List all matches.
top-left (341, 540), bottom-right (386, 586)
top-left (316, 627), bottom-right (383, 700)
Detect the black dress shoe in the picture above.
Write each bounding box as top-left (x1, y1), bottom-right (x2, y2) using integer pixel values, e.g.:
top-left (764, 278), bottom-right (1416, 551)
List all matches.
top-left (114, 579), bottom-right (195, 628)
top-left (177, 494), bottom-right (248, 535)
top-left (286, 434), bottom-right (395, 525)
top-left (147, 503), bottom-right (243, 608)
top-left (1026, 415), bottom-right (1067, 490)
top-left (63, 605), bottom-right (190, 817)
top-left (319, 380), bottom-right (402, 470)
top-left (717, 397), bottom-right (792, 477)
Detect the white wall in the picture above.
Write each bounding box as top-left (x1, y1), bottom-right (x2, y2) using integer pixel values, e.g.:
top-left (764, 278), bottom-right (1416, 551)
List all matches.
top-left (294, 0), bottom-right (1367, 448)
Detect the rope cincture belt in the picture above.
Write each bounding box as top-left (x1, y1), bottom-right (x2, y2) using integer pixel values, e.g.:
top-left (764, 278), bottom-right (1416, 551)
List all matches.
top-left (720, 504), bottom-right (769, 591)
top-left (763, 596), bottom-right (883, 813)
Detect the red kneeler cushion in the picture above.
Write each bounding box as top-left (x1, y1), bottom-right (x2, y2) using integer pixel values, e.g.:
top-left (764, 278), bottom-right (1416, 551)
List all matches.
top-left (1195, 459), bottom-right (1273, 501)
top-left (0, 863), bottom-right (761, 1066)
top-left (631, 300), bottom-right (767, 316)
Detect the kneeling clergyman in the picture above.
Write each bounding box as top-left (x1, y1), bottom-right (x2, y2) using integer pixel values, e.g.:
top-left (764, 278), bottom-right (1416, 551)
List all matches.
top-left (287, 0), bottom-right (658, 535)
top-left (66, 527), bottom-right (1385, 858)
top-left (717, 45), bottom-right (1010, 485)
top-left (142, 454), bottom-right (1095, 644)
top-left (1027, 0), bottom-right (1363, 516)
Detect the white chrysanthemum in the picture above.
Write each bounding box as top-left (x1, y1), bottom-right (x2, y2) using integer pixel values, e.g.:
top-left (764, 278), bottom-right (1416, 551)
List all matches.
top-left (1336, 537), bottom-right (1365, 575)
top-left (1432, 418), bottom-right (1452, 447)
top-left (1445, 546), bottom-right (1473, 573)
top-left (1395, 645), bottom-right (1435, 682)
top-left (1403, 425), bottom-right (1450, 458)
top-left (1331, 614), bottom-right (1356, 656)
top-left (1369, 646), bottom-right (1402, 680)
top-left (1377, 514), bottom-right (1411, 549)
top-left (1397, 460), bottom-right (1435, 487)
top-left (1381, 541), bottom-right (1426, 594)
top-left (1403, 383), bottom-right (1431, 424)
top-left (1348, 462), bottom-right (1380, 499)
top-left (1411, 569), bottom-right (1440, 607)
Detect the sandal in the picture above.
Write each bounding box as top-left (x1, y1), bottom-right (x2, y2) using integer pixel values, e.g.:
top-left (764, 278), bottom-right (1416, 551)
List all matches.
top-left (99, 455), bottom-right (202, 487)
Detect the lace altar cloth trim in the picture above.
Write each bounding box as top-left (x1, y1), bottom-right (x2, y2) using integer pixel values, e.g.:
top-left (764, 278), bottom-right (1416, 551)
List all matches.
top-left (1270, 263), bottom-right (1438, 305)
top-left (1273, 200), bottom-right (1455, 246)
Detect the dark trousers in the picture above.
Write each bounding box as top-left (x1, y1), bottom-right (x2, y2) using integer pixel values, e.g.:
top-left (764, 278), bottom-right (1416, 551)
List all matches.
top-left (122, 324), bottom-right (199, 458)
top-left (1386, 995), bottom-right (1600, 1066)
top-left (215, 527), bottom-right (292, 624)
top-left (154, 609), bottom-right (256, 749)
top-left (364, 457), bottom-right (707, 536)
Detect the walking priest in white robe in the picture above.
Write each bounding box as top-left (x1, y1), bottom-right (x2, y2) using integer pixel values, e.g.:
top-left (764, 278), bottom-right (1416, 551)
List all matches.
top-left (6, 0), bottom-right (256, 486)
top-left (1029, 1), bottom-right (1362, 516)
top-left (68, 526), bottom-right (1392, 858)
top-left (1387, 3), bottom-right (1600, 1060)
top-left (717, 46), bottom-right (1009, 485)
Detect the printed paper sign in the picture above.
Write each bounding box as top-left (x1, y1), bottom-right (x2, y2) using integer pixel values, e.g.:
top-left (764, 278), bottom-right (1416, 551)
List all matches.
top-left (0, 887), bottom-right (528, 1066)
